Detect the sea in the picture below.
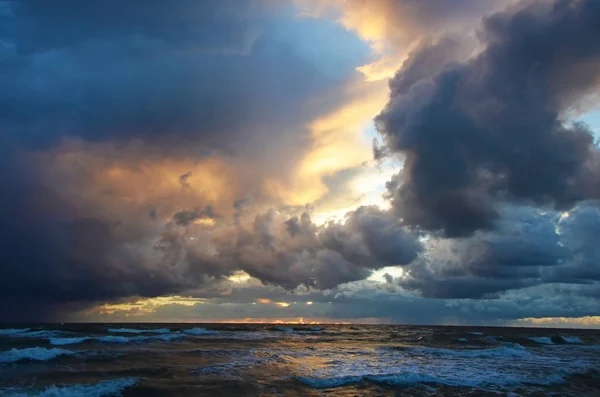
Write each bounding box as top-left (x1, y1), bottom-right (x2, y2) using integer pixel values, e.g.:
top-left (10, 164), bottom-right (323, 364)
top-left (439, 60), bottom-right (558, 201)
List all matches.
top-left (0, 324), bottom-right (599, 396)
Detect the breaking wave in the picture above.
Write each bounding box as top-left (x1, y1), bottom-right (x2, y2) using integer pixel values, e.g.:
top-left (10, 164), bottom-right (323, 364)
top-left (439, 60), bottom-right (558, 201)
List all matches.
top-left (1, 329), bottom-right (65, 338)
top-left (529, 337), bottom-right (554, 345)
top-left (297, 369), bottom-right (574, 390)
top-left (297, 372), bottom-right (445, 389)
top-left (107, 328), bottom-right (170, 334)
top-left (412, 343), bottom-right (531, 358)
top-left (0, 328), bottom-right (31, 336)
top-left (50, 336), bottom-right (91, 345)
top-left (0, 347), bottom-right (75, 363)
top-left (274, 326), bottom-right (294, 333)
top-left (96, 333), bottom-right (184, 343)
top-left (2, 377), bottom-right (138, 397)
top-left (184, 328), bottom-right (218, 335)
top-left (560, 336), bottom-right (582, 344)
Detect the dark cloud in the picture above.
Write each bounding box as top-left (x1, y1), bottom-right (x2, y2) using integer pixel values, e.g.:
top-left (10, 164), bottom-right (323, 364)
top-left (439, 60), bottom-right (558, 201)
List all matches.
top-left (390, 203), bottom-right (600, 299)
top-left (0, 154), bottom-right (194, 321)
top-left (396, 207), bottom-right (559, 298)
top-left (0, 0), bottom-right (342, 153)
top-left (173, 205), bottom-right (215, 226)
top-left (206, 206), bottom-right (421, 290)
top-left (376, 0), bottom-right (600, 237)
top-left (179, 171), bottom-right (193, 187)
top-left (326, 281), bottom-right (600, 325)
top-left (544, 203), bottom-right (600, 283)
top-left (0, 0), bottom-right (365, 320)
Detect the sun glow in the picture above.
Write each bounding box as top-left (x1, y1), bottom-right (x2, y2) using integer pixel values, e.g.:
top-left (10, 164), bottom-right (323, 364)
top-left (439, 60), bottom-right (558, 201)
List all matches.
top-left (83, 296), bottom-right (206, 318)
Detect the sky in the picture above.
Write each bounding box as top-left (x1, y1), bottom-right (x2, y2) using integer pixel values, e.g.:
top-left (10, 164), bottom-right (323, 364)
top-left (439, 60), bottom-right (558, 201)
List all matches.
top-left (1, 0), bottom-right (600, 327)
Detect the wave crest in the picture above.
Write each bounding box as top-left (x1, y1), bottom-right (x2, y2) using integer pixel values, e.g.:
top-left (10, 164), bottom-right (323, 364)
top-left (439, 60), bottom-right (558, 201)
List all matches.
top-left (528, 337), bottom-right (554, 345)
top-left (2, 377), bottom-right (138, 397)
top-left (107, 328), bottom-right (170, 334)
top-left (0, 347), bottom-right (74, 363)
top-left (0, 328), bottom-right (31, 336)
top-left (414, 343), bottom-right (530, 358)
top-left (184, 328), bottom-right (218, 335)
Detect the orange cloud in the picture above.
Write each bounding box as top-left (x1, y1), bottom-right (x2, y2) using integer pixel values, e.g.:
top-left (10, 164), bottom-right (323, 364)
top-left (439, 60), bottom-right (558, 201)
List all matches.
top-left (513, 316), bottom-right (600, 329)
top-left (256, 298), bottom-right (290, 308)
top-left (36, 139), bottom-right (240, 224)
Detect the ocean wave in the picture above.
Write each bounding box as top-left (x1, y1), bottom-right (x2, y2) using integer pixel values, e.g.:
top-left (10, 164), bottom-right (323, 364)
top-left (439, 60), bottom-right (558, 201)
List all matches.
top-left (96, 333), bottom-right (184, 343)
top-left (297, 372), bottom-right (447, 389)
top-left (577, 345), bottom-right (600, 350)
top-left (184, 327), bottom-right (218, 335)
top-left (458, 338), bottom-right (468, 342)
top-left (469, 332), bottom-right (484, 336)
top-left (107, 327), bottom-right (171, 334)
top-left (1, 329), bottom-right (65, 339)
top-left (0, 347), bottom-right (74, 363)
top-left (414, 343), bottom-right (530, 358)
top-left (298, 368), bottom-right (575, 390)
top-left (560, 336), bottom-right (582, 344)
top-left (274, 326), bottom-right (294, 332)
top-left (219, 332), bottom-right (269, 340)
top-left (49, 336), bottom-right (91, 345)
top-left (193, 352), bottom-right (279, 377)
top-left (0, 328), bottom-right (31, 336)
top-left (528, 337), bottom-right (554, 345)
top-left (16, 330), bottom-right (65, 338)
top-left (2, 377), bottom-right (138, 397)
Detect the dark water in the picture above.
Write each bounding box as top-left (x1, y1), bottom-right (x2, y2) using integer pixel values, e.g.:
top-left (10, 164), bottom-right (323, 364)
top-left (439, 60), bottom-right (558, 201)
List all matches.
top-left (0, 324), bottom-right (599, 396)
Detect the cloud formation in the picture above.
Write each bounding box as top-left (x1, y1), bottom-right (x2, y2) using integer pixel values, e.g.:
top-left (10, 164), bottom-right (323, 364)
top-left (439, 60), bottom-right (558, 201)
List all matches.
top-left (1, 0), bottom-right (600, 324)
top-left (0, 0), bottom-right (371, 320)
top-left (376, 0), bottom-right (600, 236)
top-left (182, 206), bottom-right (421, 290)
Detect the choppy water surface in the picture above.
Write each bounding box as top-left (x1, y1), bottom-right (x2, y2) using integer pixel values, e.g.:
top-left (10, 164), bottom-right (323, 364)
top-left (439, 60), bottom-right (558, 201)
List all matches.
top-left (0, 324), bottom-right (599, 396)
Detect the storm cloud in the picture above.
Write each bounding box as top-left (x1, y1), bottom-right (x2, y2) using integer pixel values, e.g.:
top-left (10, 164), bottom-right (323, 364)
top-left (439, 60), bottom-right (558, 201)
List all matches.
top-left (1, 0), bottom-right (600, 323)
top-left (0, 0), bottom-right (336, 151)
top-left (376, 0), bottom-right (600, 236)
top-left (0, 0), bottom-right (369, 320)
top-left (182, 206), bottom-right (421, 291)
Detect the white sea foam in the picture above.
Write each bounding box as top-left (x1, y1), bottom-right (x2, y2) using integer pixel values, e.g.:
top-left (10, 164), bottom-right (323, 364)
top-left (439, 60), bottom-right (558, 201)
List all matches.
top-left (458, 338), bottom-right (468, 342)
top-left (0, 347), bottom-right (74, 363)
top-left (469, 332), bottom-right (484, 336)
top-left (49, 336), bottom-right (90, 345)
top-left (529, 337), bottom-right (554, 345)
top-left (184, 328), bottom-right (218, 335)
top-left (0, 328), bottom-right (31, 336)
top-left (560, 336), bottom-right (582, 344)
top-left (107, 327), bottom-right (170, 334)
top-left (2, 377), bottom-right (138, 397)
